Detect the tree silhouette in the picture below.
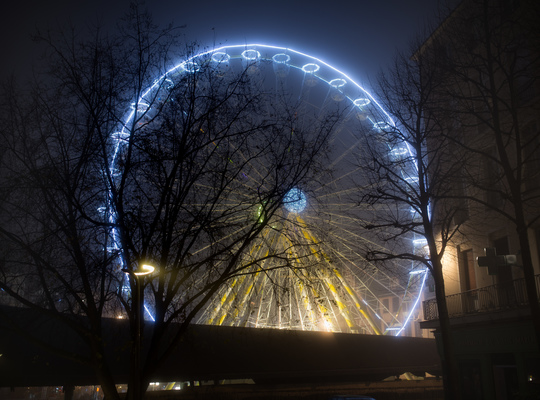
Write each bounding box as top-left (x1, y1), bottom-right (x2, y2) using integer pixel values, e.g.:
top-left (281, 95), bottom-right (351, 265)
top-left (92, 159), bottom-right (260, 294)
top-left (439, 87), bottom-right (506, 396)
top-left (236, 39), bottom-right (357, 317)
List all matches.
top-left (434, 0), bottom-right (540, 351)
top-left (359, 29), bottom-right (469, 400)
top-left (0, 6), bottom-right (339, 399)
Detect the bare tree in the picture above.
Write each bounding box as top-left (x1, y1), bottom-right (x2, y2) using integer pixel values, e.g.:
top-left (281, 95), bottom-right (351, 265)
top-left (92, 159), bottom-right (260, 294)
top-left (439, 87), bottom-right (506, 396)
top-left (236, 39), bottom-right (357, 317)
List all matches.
top-left (358, 30), bottom-right (469, 399)
top-left (361, 1), bottom-right (540, 398)
top-left (434, 0), bottom-right (540, 348)
top-left (0, 6), bottom-right (339, 400)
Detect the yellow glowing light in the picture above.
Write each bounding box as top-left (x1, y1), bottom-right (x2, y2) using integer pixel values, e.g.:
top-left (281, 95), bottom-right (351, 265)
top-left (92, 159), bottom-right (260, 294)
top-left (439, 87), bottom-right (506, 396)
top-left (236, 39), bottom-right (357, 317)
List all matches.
top-left (323, 320), bottom-right (334, 332)
top-left (134, 264), bottom-right (155, 276)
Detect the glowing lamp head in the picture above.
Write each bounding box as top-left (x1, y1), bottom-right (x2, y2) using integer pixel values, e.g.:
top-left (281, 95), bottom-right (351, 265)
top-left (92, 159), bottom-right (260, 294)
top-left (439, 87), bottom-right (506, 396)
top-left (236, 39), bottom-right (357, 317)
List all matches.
top-left (283, 188), bottom-right (307, 213)
top-left (134, 264), bottom-right (155, 276)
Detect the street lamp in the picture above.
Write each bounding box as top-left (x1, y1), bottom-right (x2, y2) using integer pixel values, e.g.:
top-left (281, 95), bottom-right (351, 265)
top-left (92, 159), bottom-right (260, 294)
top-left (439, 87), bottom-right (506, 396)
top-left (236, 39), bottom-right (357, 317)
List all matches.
top-left (122, 263), bottom-right (155, 400)
top-left (134, 264), bottom-right (155, 276)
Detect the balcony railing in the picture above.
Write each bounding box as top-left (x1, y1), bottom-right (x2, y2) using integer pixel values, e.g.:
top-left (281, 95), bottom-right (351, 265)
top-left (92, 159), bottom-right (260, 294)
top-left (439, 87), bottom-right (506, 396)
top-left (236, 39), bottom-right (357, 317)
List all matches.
top-left (423, 274), bottom-right (540, 321)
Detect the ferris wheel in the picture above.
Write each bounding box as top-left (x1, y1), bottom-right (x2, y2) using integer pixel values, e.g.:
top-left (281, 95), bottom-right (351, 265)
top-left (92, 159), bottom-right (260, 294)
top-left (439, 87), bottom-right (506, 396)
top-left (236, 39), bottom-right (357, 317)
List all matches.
top-left (109, 44), bottom-right (428, 337)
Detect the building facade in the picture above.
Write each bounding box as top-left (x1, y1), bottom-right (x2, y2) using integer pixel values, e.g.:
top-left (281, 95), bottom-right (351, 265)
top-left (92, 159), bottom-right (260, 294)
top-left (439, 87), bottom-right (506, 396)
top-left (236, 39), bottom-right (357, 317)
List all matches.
top-left (418, 0), bottom-right (540, 398)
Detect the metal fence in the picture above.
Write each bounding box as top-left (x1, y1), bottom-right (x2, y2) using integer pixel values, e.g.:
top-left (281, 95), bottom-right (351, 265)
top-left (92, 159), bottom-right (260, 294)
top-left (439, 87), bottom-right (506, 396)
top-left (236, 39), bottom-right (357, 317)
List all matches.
top-left (423, 274), bottom-right (540, 321)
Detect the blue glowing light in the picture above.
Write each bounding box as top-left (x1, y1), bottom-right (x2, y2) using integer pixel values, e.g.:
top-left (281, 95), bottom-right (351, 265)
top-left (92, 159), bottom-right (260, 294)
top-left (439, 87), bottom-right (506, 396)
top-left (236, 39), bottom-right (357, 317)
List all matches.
top-left (242, 50), bottom-right (261, 74)
top-left (211, 52), bottom-right (230, 64)
top-left (353, 98), bottom-right (370, 107)
top-left (413, 238), bottom-right (428, 247)
top-left (302, 63), bottom-right (320, 74)
top-left (131, 101), bottom-right (150, 113)
top-left (182, 61), bottom-right (200, 73)
top-left (144, 304), bottom-right (155, 321)
top-left (405, 176), bottom-right (419, 185)
top-left (211, 52), bottom-right (231, 77)
top-left (329, 78), bottom-right (346, 88)
top-left (272, 53), bottom-right (290, 64)
top-left (396, 269), bottom-right (429, 336)
top-left (112, 131), bottom-right (129, 141)
top-left (390, 146), bottom-right (409, 159)
top-left (242, 49), bottom-right (260, 61)
top-left (272, 53), bottom-right (291, 78)
top-left (409, 268), bottom-right (428, 275)
top-left (162, 78), bottom-right (174, 90)
top-left (373, 121), bottom-right (393, 131)
top-left (283, 188), bottom-right (307, 213)
top-left (330, 78), bottom-right (347, 101)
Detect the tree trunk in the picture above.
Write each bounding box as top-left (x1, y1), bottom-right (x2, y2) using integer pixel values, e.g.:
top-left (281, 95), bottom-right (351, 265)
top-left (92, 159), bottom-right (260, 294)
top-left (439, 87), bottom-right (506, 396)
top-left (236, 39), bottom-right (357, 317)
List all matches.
top-left (432, 258), bottom-right (462, 400)
top-left (92, 350), bottom-right (121, 400)
top-left (515, 215), bottom-right (540, 351)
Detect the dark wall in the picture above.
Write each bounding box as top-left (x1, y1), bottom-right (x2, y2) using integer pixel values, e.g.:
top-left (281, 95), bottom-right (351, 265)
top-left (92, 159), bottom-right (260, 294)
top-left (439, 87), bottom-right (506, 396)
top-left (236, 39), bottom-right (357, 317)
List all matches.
top-left (0, 306), bottom-right (441, 387)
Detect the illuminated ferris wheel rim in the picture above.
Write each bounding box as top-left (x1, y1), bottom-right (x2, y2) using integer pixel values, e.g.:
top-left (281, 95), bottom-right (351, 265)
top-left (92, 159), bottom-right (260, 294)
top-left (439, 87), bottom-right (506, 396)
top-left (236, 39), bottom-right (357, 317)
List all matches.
top-left (126, 44), bottom-right (396, 131)
top-left (112, 43), bottom-right (427, 336)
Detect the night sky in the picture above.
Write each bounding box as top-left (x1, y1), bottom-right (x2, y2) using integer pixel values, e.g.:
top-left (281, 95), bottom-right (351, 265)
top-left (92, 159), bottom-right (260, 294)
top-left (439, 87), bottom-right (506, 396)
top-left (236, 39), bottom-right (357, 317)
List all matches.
top-left (1, 0), bottom-right (445, 90)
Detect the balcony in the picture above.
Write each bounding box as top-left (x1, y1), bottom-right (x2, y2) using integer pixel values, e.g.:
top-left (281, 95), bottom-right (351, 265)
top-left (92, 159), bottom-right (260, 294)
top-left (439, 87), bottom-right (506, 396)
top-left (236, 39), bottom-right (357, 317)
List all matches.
top-left (423, 274), bottom-right (540, 321)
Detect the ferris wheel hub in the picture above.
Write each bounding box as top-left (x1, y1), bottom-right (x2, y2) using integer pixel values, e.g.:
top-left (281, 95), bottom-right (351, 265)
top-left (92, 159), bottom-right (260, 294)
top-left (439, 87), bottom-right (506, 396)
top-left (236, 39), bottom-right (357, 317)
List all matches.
top-left (283, 188), bottom-right (307, 213)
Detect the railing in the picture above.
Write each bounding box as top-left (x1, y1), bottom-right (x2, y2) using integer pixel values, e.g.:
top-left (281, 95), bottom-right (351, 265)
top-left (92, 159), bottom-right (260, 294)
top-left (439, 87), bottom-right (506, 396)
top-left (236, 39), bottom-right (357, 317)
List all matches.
top-left (423, 274), bottom-right (540, 321)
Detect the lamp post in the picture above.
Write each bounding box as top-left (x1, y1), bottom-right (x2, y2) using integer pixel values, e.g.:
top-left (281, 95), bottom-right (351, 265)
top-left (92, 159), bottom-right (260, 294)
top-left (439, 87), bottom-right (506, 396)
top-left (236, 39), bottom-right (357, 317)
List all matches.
top-left (123, 263), bottom-right (155, 400)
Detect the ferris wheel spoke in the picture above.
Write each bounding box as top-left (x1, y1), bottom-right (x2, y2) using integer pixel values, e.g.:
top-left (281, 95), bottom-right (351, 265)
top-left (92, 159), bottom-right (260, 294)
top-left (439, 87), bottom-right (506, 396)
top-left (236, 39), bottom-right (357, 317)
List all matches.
top-left (114, 44), bottom-right (423, 337)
